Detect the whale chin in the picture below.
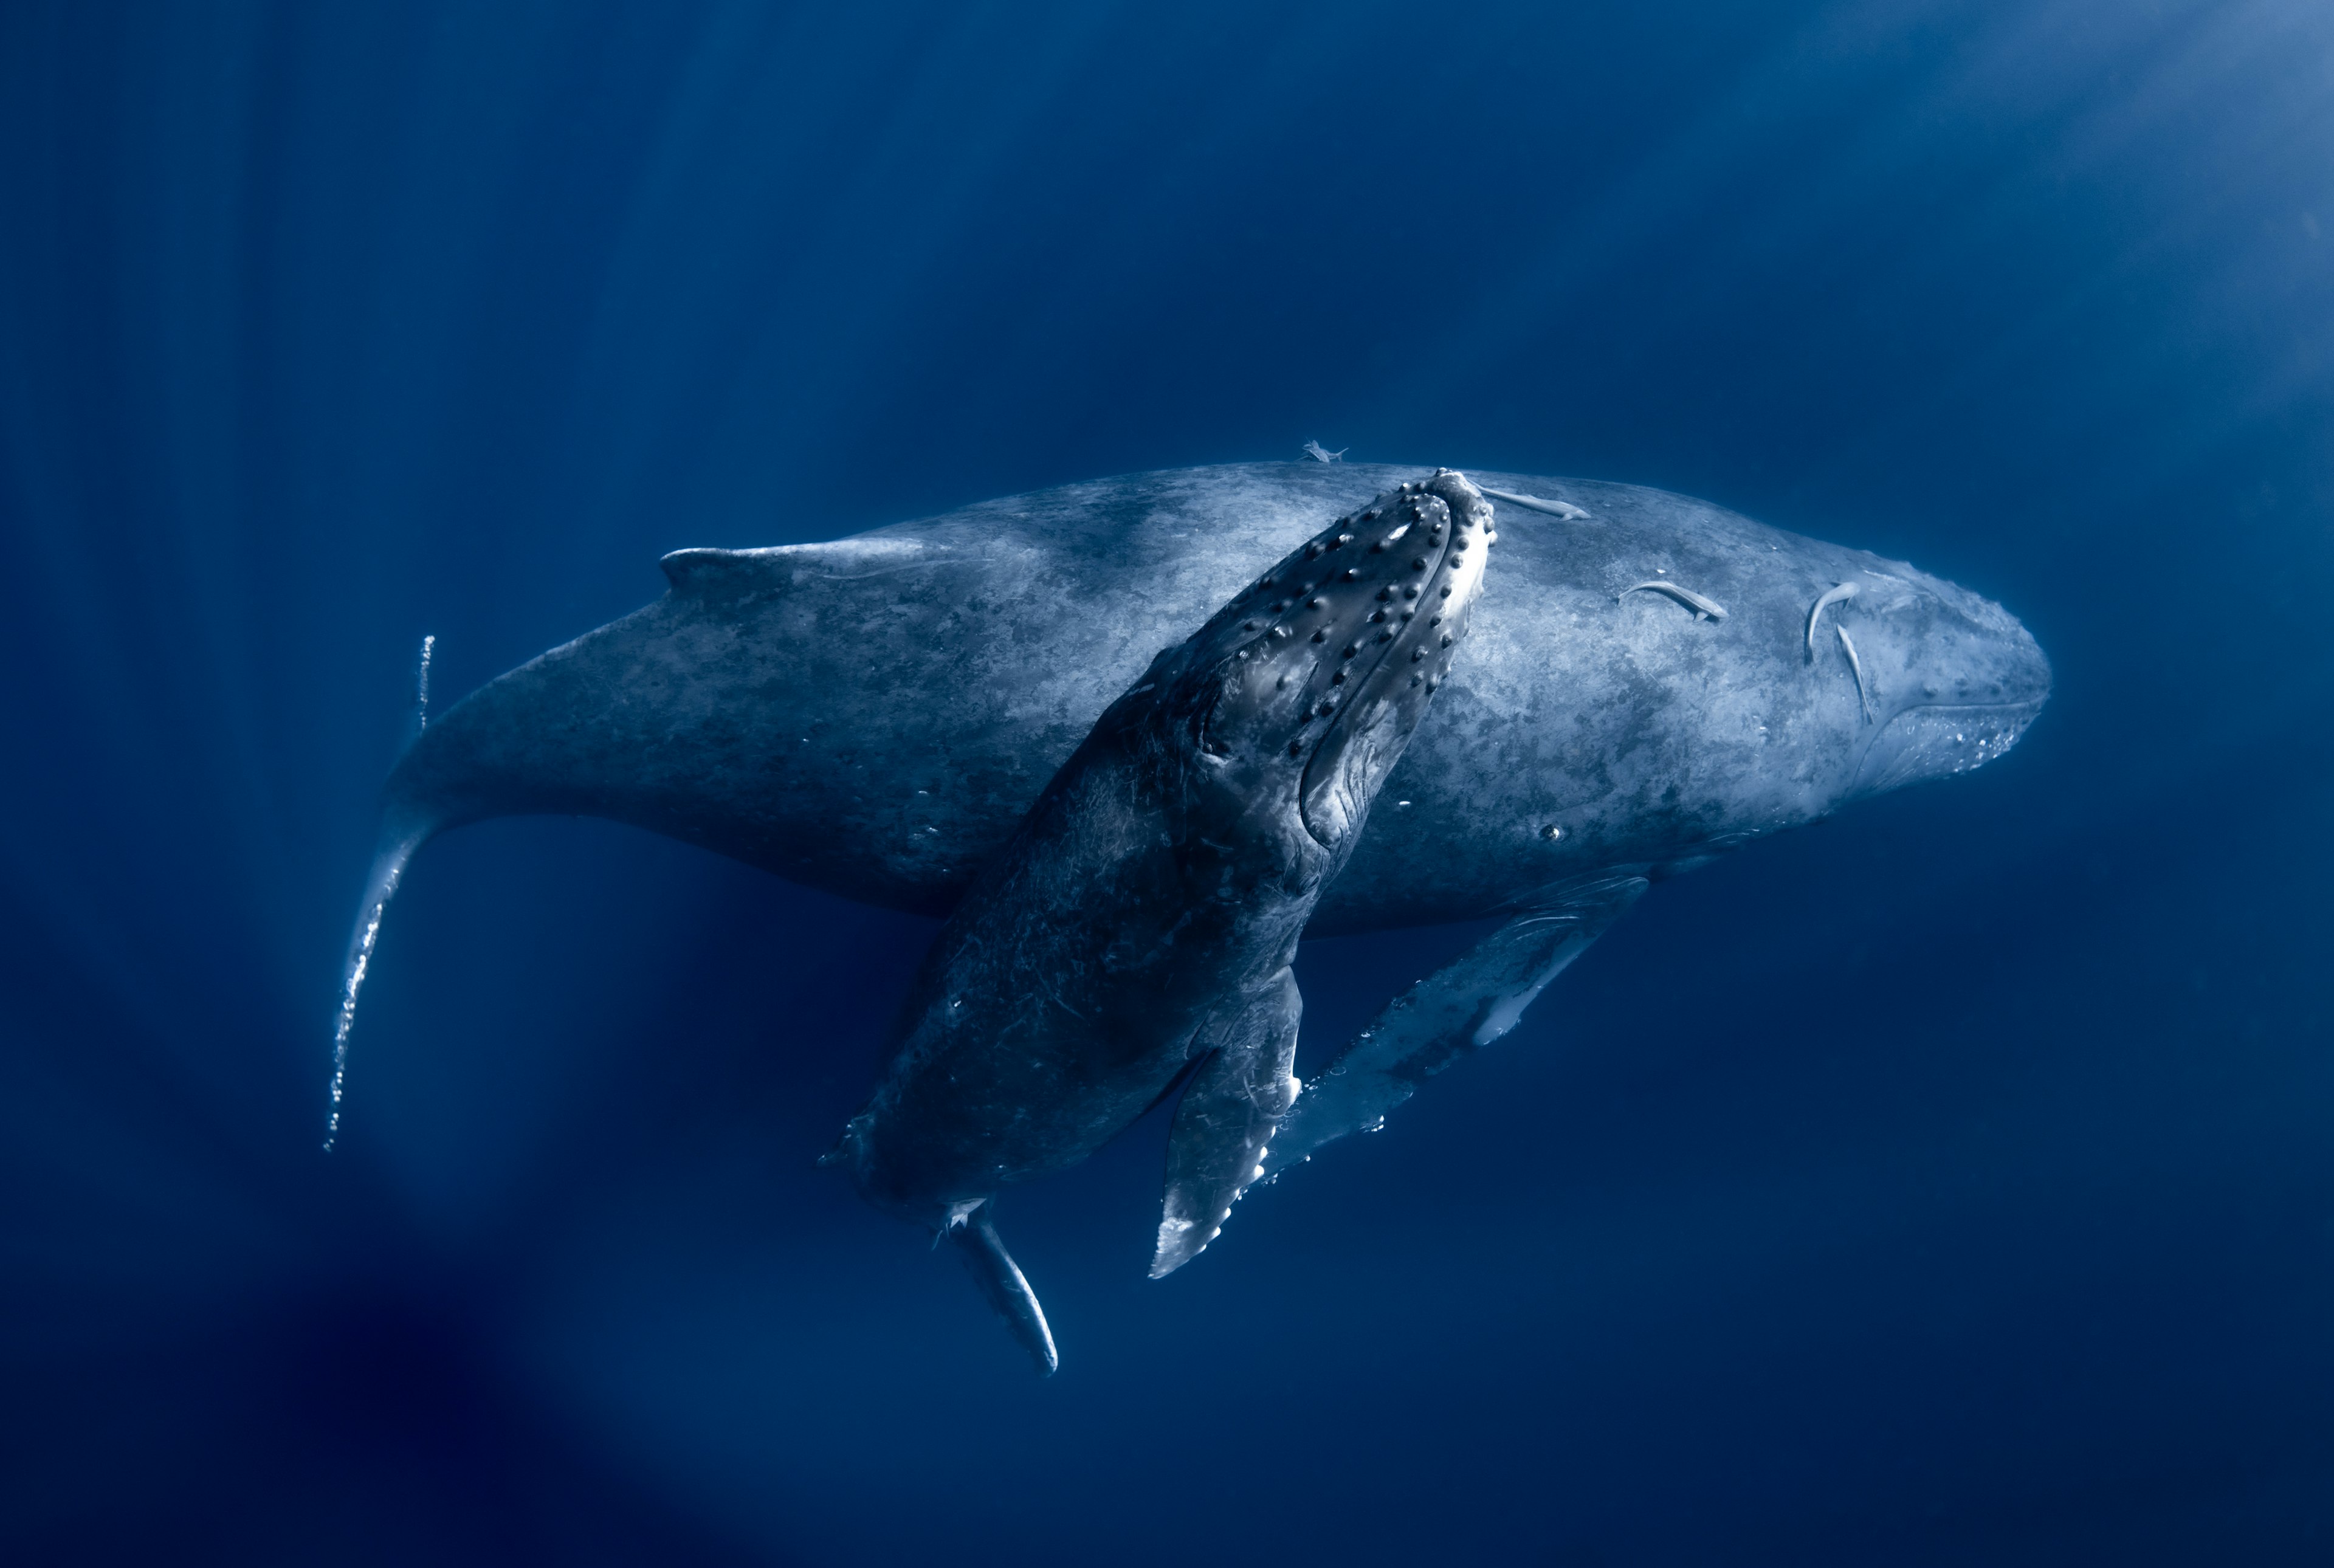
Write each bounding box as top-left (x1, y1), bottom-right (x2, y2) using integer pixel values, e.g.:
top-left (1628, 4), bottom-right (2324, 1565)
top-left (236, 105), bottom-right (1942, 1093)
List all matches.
top-left (1853, 700), bottom-right (2045, 796)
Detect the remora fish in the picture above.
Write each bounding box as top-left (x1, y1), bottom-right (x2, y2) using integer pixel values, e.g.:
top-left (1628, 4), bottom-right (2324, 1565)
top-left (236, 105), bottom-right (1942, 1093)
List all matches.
top-left (329, 463), bottom-right (2050, 1175)
top-left (822, 471), bottom-right (1491, 1372)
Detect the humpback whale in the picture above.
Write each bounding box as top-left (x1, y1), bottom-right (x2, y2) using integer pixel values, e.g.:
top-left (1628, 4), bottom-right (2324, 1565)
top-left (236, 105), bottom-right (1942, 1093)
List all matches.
top-left (825, 471), bottom-right (1490, 1371)
top-left (330, 462), bottom-right (2049, 1194)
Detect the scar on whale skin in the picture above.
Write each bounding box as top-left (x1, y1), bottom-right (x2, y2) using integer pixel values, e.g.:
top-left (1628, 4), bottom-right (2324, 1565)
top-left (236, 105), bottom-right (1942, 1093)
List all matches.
top-left (1619, 580), bottom-right (1728, 622)
top-left (1836, 623), bottom-right (1874, 723)
top-left (1806, 581), bottom-right (1859, 659)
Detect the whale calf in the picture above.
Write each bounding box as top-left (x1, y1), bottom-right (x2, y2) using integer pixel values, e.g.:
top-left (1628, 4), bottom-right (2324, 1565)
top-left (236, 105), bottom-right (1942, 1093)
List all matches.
top-left (332, 462), bottom-right (2049, 1172)
top-left (826, 472), bottom-right (1491, 1370)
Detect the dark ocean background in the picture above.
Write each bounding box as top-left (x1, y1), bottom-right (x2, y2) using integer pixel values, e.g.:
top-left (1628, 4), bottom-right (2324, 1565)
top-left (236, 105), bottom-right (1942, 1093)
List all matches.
top-left (5, 2), bottom-right (2333, 1563)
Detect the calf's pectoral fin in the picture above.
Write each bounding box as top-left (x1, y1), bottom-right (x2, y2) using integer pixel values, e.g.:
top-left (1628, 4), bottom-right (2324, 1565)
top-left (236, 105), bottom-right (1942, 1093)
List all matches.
top-left (949, 1203), bottom-right (1058, 1376)
top-left (1261, 869), bottom-right (1652, 1179)
top-left (1151, 968), bottom-right (1303, 1279)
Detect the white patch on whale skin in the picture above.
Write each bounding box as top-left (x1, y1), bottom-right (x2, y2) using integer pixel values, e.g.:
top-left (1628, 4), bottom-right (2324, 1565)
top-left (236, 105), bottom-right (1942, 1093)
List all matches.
top-left (1154, 1216), bottom-right (1196, 1263)
top-left (1470, 929), bottom-right (1597, 1047)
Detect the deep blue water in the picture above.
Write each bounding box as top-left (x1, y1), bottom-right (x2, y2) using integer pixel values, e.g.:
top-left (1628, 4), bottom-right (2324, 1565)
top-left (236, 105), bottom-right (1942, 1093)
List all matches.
top-left (6, 2), bottom-right (2333, 1562)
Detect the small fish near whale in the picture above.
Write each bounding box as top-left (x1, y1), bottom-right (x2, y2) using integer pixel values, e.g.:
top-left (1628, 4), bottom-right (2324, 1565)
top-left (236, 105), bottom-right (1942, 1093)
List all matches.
top-left (324, 459), bottom-right (2050, 1366)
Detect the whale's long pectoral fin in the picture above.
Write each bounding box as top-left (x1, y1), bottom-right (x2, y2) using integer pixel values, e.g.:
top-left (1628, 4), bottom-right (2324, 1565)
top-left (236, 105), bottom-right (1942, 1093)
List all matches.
top-left (1151, 967), bottom-right (1304, 1278)
top-left (1261, 870), bottom-right (1651, 1178)
top-left (949, 1202), bottom-right (1058, 1376)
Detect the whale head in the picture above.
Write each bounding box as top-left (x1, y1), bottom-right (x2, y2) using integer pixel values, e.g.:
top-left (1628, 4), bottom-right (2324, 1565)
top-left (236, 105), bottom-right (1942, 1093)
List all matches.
top-left (1818, 566), bottom-right (2052, 798)
top-left (1141, 469), bottom-right (1494, 862)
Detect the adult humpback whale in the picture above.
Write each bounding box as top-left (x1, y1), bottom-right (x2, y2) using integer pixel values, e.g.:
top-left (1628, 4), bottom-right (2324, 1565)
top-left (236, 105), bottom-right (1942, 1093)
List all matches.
top-left (827, 471), bottom-right (1492, 1372)
top-left (329, 462), bottom-right (2050, 1174)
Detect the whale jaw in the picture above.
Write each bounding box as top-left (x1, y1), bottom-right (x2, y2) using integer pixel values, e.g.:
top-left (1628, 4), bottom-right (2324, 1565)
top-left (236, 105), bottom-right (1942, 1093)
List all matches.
top-left (1169, 469), bottom-right (1495, 853)
top-left (1853, 698), bottom-right (2047, 794)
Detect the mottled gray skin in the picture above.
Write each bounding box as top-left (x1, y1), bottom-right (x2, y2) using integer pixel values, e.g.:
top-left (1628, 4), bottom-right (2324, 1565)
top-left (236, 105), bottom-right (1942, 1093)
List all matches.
top-left (370, 463), bottom-right (2049, 940)
top-left (328, 460), bottom-right (2050, 1350)
top-left (823, 473), bottom-right (1492, 1368)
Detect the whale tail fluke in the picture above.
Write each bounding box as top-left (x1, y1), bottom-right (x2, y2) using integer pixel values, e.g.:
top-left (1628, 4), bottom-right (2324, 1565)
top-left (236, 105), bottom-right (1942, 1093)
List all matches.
top-left (949, 1203), bottom-right (1058, 1376)
top-left (323, 808), bottom-right (436, 1150)
top-left (323, 633), bottom-right (450, 1150)
top-left (407, 633), bottom-right (436, 748)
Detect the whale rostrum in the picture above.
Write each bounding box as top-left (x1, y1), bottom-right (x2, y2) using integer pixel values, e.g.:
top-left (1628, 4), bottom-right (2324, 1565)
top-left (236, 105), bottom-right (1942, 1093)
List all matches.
top-left (328, 462), bottom-right (2051, 1329)
top-left (822, 472), bottom-right (1491, 1369)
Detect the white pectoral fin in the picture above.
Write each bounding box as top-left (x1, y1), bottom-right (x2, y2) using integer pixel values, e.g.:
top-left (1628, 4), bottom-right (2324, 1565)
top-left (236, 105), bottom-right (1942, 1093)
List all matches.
top-left (1261, 869), bottom-right (1651, 1179)
top-left (949, 1201), bottom-right (1058, 1376)
top-left (1151, 968), bottom-right (1304, 1278)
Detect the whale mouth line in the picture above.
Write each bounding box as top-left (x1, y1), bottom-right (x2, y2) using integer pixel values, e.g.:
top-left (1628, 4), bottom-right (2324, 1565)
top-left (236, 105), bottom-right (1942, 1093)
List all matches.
top-left (1853, 696), bottom-right (2046, 793)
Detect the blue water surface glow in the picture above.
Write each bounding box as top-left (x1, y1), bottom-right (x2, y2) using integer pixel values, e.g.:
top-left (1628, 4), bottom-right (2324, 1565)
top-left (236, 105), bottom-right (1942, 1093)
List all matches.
top-left (5, 2), bottom-right (2333, 1563)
